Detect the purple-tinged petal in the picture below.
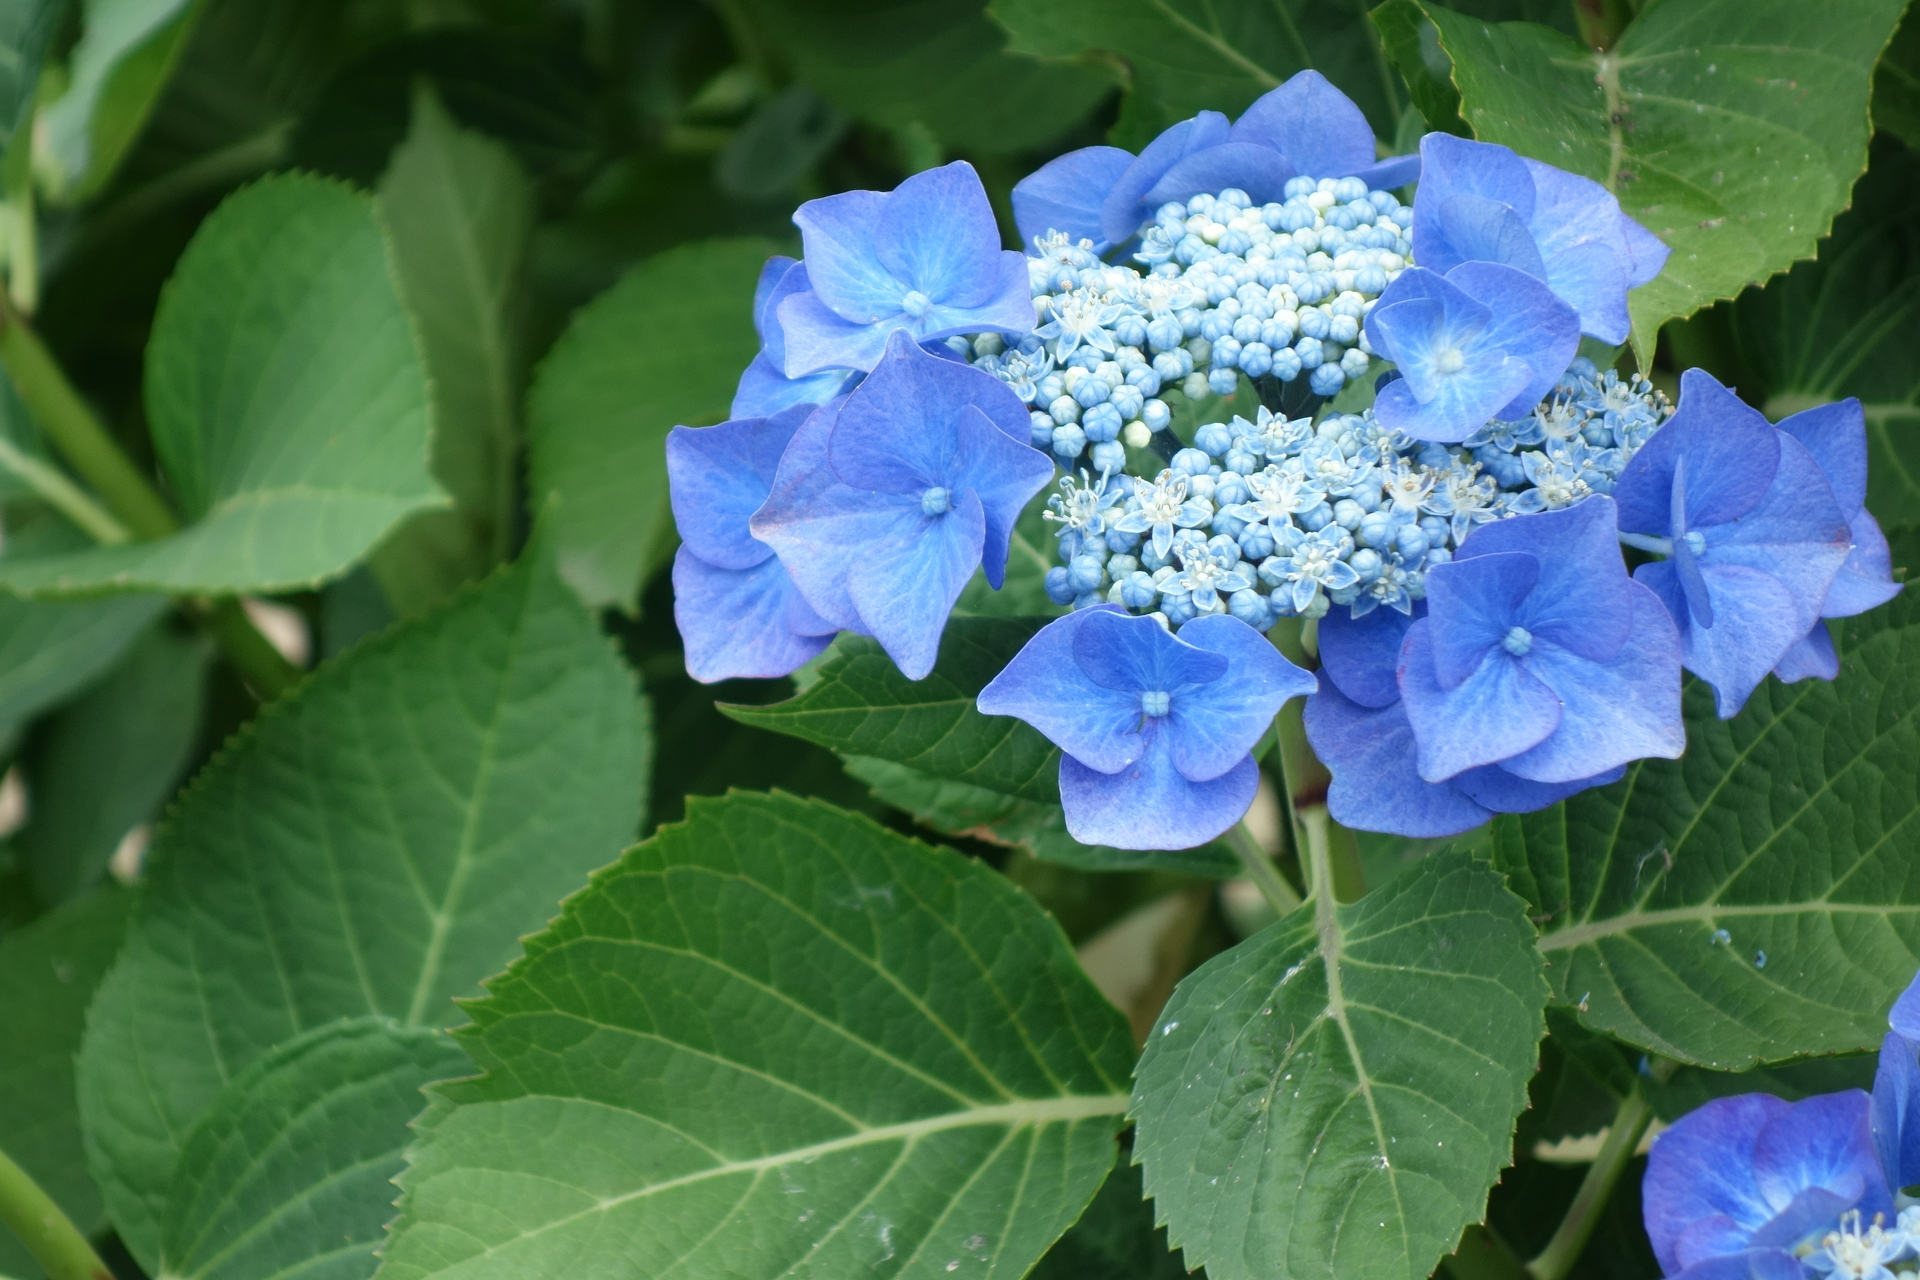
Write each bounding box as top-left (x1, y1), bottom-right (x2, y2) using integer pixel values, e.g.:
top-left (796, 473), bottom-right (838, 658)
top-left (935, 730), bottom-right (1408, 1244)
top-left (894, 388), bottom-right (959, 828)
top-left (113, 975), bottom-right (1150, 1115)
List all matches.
top-left (1228, 70), bottom-right (1376, 181)
top-left (778, 288), bottom-right (900, 377)
top-left (1751, 1090), bottom-right (1890, 1226)
top-left (1702, 431), bottom-right (1851, 636)
top-left (1644, 1093), bottom-right (1789, 1274)
top-left (1070, 606), bottom-right (1227, 694)
top-left (1743, 1186), bottom-right (1857, 1253)
top-left (1163, 613), bottom-right (1316, 782)
top-left (1772, 624), bottom-right (1839, 684)
top-left (1670, 1249), bottom-right (1804, 1280)
top-left (977, 607), bottom-right (1153, 775)
top-left (1454, 495), bottom-right (1635, 663)
top-left (1141, 143), bottom-right (1296, 210)
top-left (1433, 193), bottom-right (1548, 280)
top-left (672, 547), bottom-right (834, 683)
top-left (1638, 558), bottom-right (1803, 719)
top-left (751, 397), bottom-right (881, 631)
top-left (873, 160), bottom-right (1007, 309)
top-left (1412, 134), bottom-right (1537, 270)
top-left (1672, 1219), bottom-right (1755, 1273)
top-left (1318, 600), bottom-right (1421, 708)
top-left (1615, 369), bottom-right (1779, 535)
top-left (732, 350), bottom-right (855, 420)
top-left (1521, 159), bottom-right (1638, 344)
top-left (1060, 736), bottom-right (1258, 851)
top-left (1893, 972), bottom-right (1920, 1039)
top-left (1398, 617), bottom-right (1561, 780)
top-left (1013, 145), bottom-right (1134, 248)
top-left (1423, 549), bottom-right (1540, 688)
top-left (1873, 1029), bottom-right (1920, 1193)
top-left (1499, 579), bottom-right (1685, 784)
top-left (1621, 212), bottom-right (1673, 288)
top-left (848, 488), bottom-right (985, 679)
top-left (1304, 682), bottom-right (1492, 837)
top-left (1100, 111), bottom-right (1232, 245)
top-left (1452, 762), bottom-right (1624, 813)
top-left (1822, 509), bottom-right (1903, 618)
top-left (791, 189), bottom-right (901, 322)
top-left (666, 407), bottom-right (812, 570)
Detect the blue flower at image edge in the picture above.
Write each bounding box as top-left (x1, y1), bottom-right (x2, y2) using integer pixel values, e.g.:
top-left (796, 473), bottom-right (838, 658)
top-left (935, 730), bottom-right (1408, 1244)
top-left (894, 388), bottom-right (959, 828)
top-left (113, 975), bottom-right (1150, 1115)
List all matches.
top-left (978, 608), bottom-right (1316, 850)
top-left (1012, 70), bottom-right (1422, 251)
top-left (1413, 132), bottom-right (1671, 345)
top-left (777, 161), bottom-right (1034, 377)
top-left (750, 330), bottom-right (1054, 680)
top-left (666, 404), bottom-right (838, 682)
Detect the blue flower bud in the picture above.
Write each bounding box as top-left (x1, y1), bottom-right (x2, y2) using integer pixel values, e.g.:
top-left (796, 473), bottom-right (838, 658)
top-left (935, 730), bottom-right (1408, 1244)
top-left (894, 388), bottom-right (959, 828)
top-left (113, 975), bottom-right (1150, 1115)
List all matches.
top-left (1310, 363), bottom-right (1347, 396)
top-left (1181, 371), bottom-right (1210, 400)
top-left (1082, 402), bottom-right (1123, 442)
top-left (1113, 315), bottom-right (1149, 348)
top-left (1369, 189), bottom-right (1400, 214)
top-left (1228, 588), bottom-right (1272, 630)
top-left (1354, 266), bottom-right (1388, 294)
top-left (1067, 554), bottom-right (1106, 593)
top-left (1418, 515), bottom-right (1450, 544)
top-left (1048, 394), bottom-right (1081, 424)
top-left (1332, 176), bottom-right (1368, 202)
top-left (1333, 498), bottom-right (1366, 530)
top-left (1349, 547), bottom-right (1383, 582)
top-left (1390, 206), bottom-right (1413, 229)
top-left (1074, 376), bottom-right (1112, 408)
top-left (1200, 312), bottom-right (1231, 342)
top-left (1125, 366), bottom-right (1162, 397)
top-left (1051, 422), bottom-right (1086, 458)
top-left (1299, 500), bottom-right (1334, 531)
top-left (1146, 315), bottom-right (1183, 351)
top-left (1260, 316), bottom-right (1296, 347)
top-left (1297, 308), bottom-right (1330, 340)
top-left (1208, 367), bottom-right (1240, 396)
top-left (1237, 342), bottom-right (1273, 378)
top-left (1340, 347), bottom-right (1371, 378)
top-left (1178, 307), bottom-right (1205, 337)
top-left (1195, 422), bottom-right (1233, 456)
top-left (1396, 524), bottom-right (1430, 560)
top-left (1294, 336), bottom-right (1325, 369)
top-left (1229, 314), bottom-right (1260, 345)
top-left (1142, 398), bottom-right (1172, 431)
top-left (1186, 336), bottom-right (1213, 365)
top-left (1072, 590), bottom-right (1105, 610)
top-left (1109, 386), bottom-right (1146, 422)
top-left (1171, 447), bottom-right (1212, 476)
top-left (1044, 565), bottom-right (1075, 604)
top-left (1284, 176), bottom-right (1317, 199)
top-left (1271, 347), bottom-right (1303, 382)
top-left (1090, 440), bottom-right (1127, 473)
top-left (1030, 419), bottom-right (1054, 451)
top-left (1107, 526), bottom-right (1141, 553)
top-left (1119, 571), bottom-right (1159, 609)
top-left (1358, 509), bottom-right (1396, 548)
top-left (1328, 314), bottom-right (1359, 345)
top-left (1211, 336), bottom-right (1242, 369)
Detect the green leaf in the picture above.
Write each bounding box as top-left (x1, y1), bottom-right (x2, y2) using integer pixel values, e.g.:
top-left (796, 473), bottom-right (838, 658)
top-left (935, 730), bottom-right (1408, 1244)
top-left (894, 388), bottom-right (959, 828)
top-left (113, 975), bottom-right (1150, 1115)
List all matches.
top-left (1494, 589), bottom-right (1920, 1070)
top-left (527, 237), bottom-right (772, 610)
top-left (1411, 0), bottom-right (1909, 355)
top-left (0, 589), bottom-right (163, 732)
top-left (158, 1018), bottom-right (469, 1280)
top-left (0, 174), bottom-right (445, 598)
top-left (42, 0), bottom-right (202, 201)
top-left (371, 83), bottom-right (534, 615)
top-left (75, 548), bottom-right (651, 1271)
top-left (0, 887), bottom-right (129, 1280)
top-left (843, 755), bottom-right (1242, 877)
top-left (1369, 0), bottom-right (1470, 136)
top-left (378, 792), bottom-right (1135, 1280)
top-left (990, 0), bottom-right (1408, 143)
top-left (0, 0), bottom-right (61, 160)
top-left (1132, 851), bottom-right (1548, 1280)
top-left (1873, 6), bottom-right (1920, 150)
top-left (721, 618), bottom-right (1059, 804)
top-left (1644, 1052), bottom-right (1876, 1123)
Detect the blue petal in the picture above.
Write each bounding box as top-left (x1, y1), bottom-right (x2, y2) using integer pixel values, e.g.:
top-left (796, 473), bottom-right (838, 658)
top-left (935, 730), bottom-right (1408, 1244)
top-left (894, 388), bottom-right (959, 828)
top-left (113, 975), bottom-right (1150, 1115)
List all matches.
top-left (666, 407), bottom-right (812, 570)
top-left (873, 161), bottom-right (1009, 309)
top-left (1423, 549), bottom-right (1539, 688)
top-left (1100, 111), bottom-right (1232, 246)
top-left (1366, 267), bottom-right (1540, 443)
top-left (1670, 1250), bottom-right (1805, 1280)
top-left (1520, 158), bottom-right (1639, 344)
top-left (1638, 558), bottom-right (1803, 720)
top-left (1772, 623), bottom-right (1839, 684)
top-left (1823, 509), bottom-right (1903, 618)
top-left (1872, 1030), bottom-right (1920, 1192)
top-left (1444, 260), bottom-right (1582, 420)
top-left (1433, 193), bottom-right (1548, 280)
top-left (1776, 399), bottom-right (1866, 514)
top-left (1070, 606), bottom-right (1228, 694)
top-left (1303, 681), bottom-right (1492, 837)
top-left (1012, 145), bottom-right (1134, 248)
top-left (848, 488), bottom-right (985, 679)
top-left (1352, 152), bottom-right (1422, 190)
top-left (732, 350), bottom-right (855, 420)
top-left (1059, 736), bottom-right (1258, 851)
top-left (1318, 600), bottom-right (1422, 708)
top-left (977, 607), bottom-right (1153, 774)
top-left (1643, 1092), bottom-right (1789, 1274)
top-left (1412, 134), bottom-right (1537, 270)
top-left (953, 404), bottom-right (1057, 590)
top-left (1498, 579), bottom-right (1685, 784)
top-left (791, 188), bottom-right (901, 322)
top-left (1614, 369), bottom-right (1779, 535)
top-left (1702, 430), bottom-right (1852, 637)
top-left (1164, 613), bottom-right (1317, 782)
top-left (752, 255), bottom-right (798, 342)
top-left (1453, 495), bottom-right (1634, 663)
top-left (1398, 617), bottom-right (1562, 780)
top-left (672, 547), bottom-right (835, 683)
top-left (1452, 762), bottom-right (1624, 813)
top-left (1745, 1186), bottom-right (1857, 1254)
top-left (1621, 210), bottom-right (1673, 288)
top-left (778, 287), bottom-right (901, 376)
top-left (1141, 143), bottom-right (1296, 210)
top-left (1227, 70), bottom-right (1376, 181)
top-left (751, 397), bottom-right (878, 632)
top-left (1751, 1090), bottom-right (1890, 1227)
top-left (1892, 971), bottom-right (1920, 1039)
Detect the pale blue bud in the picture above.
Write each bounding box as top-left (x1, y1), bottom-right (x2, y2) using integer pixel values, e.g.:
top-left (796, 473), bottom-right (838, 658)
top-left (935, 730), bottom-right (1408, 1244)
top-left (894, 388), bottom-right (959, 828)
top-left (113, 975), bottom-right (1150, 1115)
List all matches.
top-left (1074, 377), bottom-right (1111, 408)
top-left (1297, 308), bottom-right (1330, 340)
top-left (1113, 315), bottom-right (1149, 347)
top-left (1328, 314), bottom-right (1359, 345)
top-left (1208, 367), bottom-right (1239, 396)
top-left (1238, 343), bottom-right (1273, 378)
top-left (1126, 365), bottom-right (1162, 396)
top-left (1142, 399), bottom-right (1172, 431)
top-left (1195, 422), bottom-right (1233, 455)
top-left (1333, 497), bottom-right (1365, 530)
top-left (1271, 347), bottom-right (1303, 382)
top-left (1051, 422), bottom-right (1086, 458)
top-left (1211, 336), bottom-right (1243, 369)
top-left (1340, 347), bottom-right (1371, 378)
top-left (1294, 336), bottom-right (1325, 369)
top-left (1147, 315), bottom-right (1183, 351)
top-left (1310, 363), bottom-right (1346, 396)
top-left (1182, 371), bottom-right (1211, 400)
top-left (1044, 565), bottom-right (1074, 603)
top-left (1049, 394), bottom-right (1081, 424)
top-left (1083, 402), bottom-right (1123, 442)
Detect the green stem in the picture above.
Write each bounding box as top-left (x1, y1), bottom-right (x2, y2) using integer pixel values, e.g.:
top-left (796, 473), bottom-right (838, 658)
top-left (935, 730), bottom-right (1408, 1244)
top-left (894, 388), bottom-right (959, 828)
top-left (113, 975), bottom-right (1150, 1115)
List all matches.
top-left (0, 1145), bottom-right (111, 1280)
top-left (187, 597), bottom-right (300, 700)
top-left (1225, 820), bottom-right (1302, 916)
top-left (0, 437), bottom-right (129, 543)
top-left (1527, 1085), bottom-right (1654, 1280)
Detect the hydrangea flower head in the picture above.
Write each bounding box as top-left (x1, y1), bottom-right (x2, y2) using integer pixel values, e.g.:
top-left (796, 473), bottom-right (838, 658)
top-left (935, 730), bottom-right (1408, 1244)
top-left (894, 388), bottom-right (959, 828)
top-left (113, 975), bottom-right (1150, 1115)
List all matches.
top-left (778, 161), bottom-right (1032, 376)
top-left (667, 404), bottom-right (838, 681)
top-left (977, 608), bottom-right (1315, 850)
top-left (1613, 370), bottom-right (1852, 718)
top-left (1367, 262), bottom-right (1581, 443)
top-left (751, 330), bottom-right (1054, 679)
top-left (1412, 133), bottom-right (1670, 345)
top-left (731, 256), bottom-right (859, 419)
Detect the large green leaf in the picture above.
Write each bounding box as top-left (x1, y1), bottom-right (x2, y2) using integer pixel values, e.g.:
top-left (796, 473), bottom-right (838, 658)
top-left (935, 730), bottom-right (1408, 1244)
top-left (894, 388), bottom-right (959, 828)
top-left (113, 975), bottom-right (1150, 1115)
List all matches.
top-left (158, 1018), bottom-right (469, 1280)
top-left (0, 888), bottom-right (129, 1280)
top-left (0, 174), bottom-right (444, 598)
top-left (1873, 4), bottom-right (1920, 151)
top-left (1407, 0), bottom-right (1908, 355)
top-left (378, 791), bottom-right (1134, 1280)
top-left (371, 84), bottom-right (533, 615)
top-left (1494, 589), bottom-right (1920, 1070)
top-left (75, 548), bottom-right (651, 1271)
top-left (721, 618), bottom-right (1059, 804)
top-left (42, 0), bottom-right (202, 200)
top-left (1132, 851), bottom-right (1548, 1280)
top-left (0, 589), bottom-right (163, 732)
top-left (18, 623), bottom-right (206, 907)
top-left (527, 237), bottom-right (772, 610)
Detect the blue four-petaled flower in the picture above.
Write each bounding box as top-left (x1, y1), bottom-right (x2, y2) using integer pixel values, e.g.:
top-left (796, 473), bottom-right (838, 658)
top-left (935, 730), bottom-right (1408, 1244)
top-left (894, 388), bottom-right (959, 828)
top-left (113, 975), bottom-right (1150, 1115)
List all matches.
top-left (731, 256), bottom-right (860, 419)
top-left (978, 607), bottom-right (1317, 850)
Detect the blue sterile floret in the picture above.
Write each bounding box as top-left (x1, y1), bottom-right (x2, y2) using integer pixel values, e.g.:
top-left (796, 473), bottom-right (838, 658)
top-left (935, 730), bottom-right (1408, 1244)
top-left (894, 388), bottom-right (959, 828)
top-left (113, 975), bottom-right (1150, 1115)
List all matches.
top-left (730, 256), bottom-right (859, 419)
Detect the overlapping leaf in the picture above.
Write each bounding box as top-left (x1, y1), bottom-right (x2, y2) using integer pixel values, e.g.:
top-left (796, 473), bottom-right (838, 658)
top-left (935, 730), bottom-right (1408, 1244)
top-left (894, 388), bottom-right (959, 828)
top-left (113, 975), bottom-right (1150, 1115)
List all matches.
top-left (1495, 588), bottom-right (1920, 1069)
top-left (75, 550), bottom-right (650, 1270)
top-left (0, 589), bottom-right (163, 732)
top-left (378, 792), bottom-right (1135, 1280)
top-left (1133, 851), bottom-right (1547, 1280)
top-left (42, 0), bottom-right (200, 199)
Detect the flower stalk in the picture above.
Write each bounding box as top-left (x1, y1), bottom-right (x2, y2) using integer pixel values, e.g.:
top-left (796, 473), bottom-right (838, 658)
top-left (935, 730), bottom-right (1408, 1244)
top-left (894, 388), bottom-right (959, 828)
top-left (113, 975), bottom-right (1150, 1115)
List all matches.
top-left (1527, 1084), bottom-right (1654, 1280)
top-left (0, 1145), bottom-right (111, 1280)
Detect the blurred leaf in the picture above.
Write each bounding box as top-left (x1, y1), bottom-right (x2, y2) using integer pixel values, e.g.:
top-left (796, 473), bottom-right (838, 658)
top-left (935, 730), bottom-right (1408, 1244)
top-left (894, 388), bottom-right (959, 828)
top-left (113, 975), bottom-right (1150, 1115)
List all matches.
top-left (0, 887), bottom-right (129, 1280)
top-left (0, 0), bottom-right (61, 162)
top-left (378, 791), bottom-right (1134, 1280)
top-left (738, 0), bottom-right (1116, 153)
top-left (372, 85), bottom-right (534, 615)
top-left (1407, 0), bottom-right (1908, 356)
top-left (1133, 850), bottom-right (1548, 1280)
top-left (17, 622), bottom-right (207, 908)
top-left (527, 236), bottom-right (771, 609)
top-left (43, 0), bottom-right (203, 201)
top-left (844, 754), bottom-right (1242, 876)
top-left (75, 549), bottom-right (651, 1270)
top-left (0, 588), bottom-right (163, 732)
top-left (714, 83), bottom-right (847, 198)
top-left (1032, 1155), bottom-right (1186, 1280)
top-left (1370, 0), bottom-right (1469, 136)
top-left (1494, 587), bottom-right (1920, 1070)
top-left (1874, 4), bottom-right (1920, 149)
top-left (0, 174), bottom-right (445, 597)
top-left (1644, 1053), bottom-right (1878, 1122)
top-left (157, 1017), bottom-right (468, 1280)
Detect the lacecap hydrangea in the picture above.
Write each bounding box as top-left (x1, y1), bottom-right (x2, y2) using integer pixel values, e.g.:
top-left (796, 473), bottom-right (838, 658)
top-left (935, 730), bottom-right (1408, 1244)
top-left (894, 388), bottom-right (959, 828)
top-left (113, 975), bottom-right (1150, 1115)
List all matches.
top-left (664, 70), bottom-right (1901, 852)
